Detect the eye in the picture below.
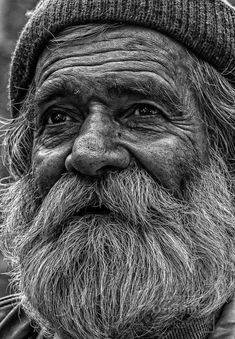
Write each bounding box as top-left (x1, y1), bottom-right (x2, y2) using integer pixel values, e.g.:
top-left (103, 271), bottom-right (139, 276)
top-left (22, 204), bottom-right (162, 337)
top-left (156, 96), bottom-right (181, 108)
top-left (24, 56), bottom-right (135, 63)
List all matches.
top-left (45, 110), bottom-right (72, 125)
top-left (133, 104), bottom-right (162, 117)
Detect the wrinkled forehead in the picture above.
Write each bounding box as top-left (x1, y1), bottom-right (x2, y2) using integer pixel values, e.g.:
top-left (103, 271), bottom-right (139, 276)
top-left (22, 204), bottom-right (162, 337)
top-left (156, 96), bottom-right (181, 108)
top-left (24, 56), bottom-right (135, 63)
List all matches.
top-left (39, 25), bottom-right (187, 55)
top-left (35, 25), bottom-right (191, 84)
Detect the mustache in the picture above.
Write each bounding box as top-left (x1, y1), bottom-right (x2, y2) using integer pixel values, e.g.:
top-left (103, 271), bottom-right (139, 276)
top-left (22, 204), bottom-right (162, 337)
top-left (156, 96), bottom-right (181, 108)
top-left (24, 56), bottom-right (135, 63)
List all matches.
top-left (31, 167), bottom-right (184, 240)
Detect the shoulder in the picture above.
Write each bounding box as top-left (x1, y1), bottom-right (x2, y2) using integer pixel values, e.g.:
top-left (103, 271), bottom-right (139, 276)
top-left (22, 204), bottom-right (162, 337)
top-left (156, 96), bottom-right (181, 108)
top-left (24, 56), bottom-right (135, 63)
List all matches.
top-left (0, 294), bottom-right (44, 339)
top-left (0, 294), bottom-right (21, 321)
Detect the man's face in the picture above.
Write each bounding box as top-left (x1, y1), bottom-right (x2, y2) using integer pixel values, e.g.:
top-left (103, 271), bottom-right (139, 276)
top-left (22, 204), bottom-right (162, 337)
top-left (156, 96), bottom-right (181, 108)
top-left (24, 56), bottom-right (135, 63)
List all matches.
top-left (33, 26), bottom-right (207, 196)
top-left (2, 26), bottom-right (235, 339)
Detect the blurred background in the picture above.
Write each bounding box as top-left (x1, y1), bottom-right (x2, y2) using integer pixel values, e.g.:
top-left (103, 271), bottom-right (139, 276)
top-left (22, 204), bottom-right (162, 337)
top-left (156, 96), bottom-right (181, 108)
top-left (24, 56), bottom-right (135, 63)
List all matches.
top-left (0, 0), bottom-right (38, 119)
top-left (0, 0), bottom-right (39, 298)
top-left (0, 0), bottom-right (235, 298)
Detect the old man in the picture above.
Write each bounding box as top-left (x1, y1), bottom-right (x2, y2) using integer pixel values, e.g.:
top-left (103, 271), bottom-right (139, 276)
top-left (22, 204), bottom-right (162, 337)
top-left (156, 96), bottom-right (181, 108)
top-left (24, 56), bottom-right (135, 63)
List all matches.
top-left (0, 0), bottom-right (235, 338)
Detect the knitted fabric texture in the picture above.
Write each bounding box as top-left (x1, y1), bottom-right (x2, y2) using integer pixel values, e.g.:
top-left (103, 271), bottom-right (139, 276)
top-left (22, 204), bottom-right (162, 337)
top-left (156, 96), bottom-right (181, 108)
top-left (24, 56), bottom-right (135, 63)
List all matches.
top-left (9, 0), bottom-right (235, 117)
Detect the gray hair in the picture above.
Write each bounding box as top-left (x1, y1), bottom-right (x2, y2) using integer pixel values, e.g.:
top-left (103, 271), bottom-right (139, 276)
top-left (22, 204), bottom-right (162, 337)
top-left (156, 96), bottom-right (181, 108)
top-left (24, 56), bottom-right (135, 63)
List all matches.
top-left (187, 54), bottom-right (235, 174)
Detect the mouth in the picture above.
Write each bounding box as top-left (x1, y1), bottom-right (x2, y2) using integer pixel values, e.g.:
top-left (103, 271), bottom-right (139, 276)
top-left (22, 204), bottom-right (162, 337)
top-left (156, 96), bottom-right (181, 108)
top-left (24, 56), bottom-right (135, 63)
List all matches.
top-left (78, 204), bottom-right (111, 217)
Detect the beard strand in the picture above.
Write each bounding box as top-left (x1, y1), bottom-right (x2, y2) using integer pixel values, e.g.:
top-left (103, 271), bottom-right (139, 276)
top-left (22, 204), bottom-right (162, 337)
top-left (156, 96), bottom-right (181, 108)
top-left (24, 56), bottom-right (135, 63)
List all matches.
top-left (1, 154), bottom-right (235, 339)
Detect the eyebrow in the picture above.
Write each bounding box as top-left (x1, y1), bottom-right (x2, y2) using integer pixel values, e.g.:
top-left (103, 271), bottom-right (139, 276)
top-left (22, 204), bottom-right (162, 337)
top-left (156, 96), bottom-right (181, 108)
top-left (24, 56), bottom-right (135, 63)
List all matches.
top-left (34, 77), bottom-right (74, 105)
top-left (104, 76), bottom-right (183, 111)
top-left (34, 74), bottom-right (184, 116)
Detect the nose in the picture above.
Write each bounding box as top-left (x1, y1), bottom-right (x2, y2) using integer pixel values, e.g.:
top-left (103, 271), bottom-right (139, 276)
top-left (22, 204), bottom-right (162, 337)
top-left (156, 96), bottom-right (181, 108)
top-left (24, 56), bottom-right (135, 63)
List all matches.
top-left (65, 113), bottom-right (130, 176)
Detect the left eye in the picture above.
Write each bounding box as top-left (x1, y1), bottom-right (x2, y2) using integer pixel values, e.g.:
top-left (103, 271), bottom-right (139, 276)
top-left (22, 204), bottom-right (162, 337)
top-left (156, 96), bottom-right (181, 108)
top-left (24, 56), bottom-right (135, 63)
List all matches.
top-left (133, 104), bottom-right (162, 117)
top-left (46, 110), bottom-right (72, 125)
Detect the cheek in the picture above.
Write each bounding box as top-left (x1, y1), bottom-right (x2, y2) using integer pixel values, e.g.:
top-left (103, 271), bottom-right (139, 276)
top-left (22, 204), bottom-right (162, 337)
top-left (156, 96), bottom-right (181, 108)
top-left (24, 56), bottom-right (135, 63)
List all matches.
top-left (127, 136), bottom-right (200, 193)
top-left (32, 144), bottom-right (70, 197)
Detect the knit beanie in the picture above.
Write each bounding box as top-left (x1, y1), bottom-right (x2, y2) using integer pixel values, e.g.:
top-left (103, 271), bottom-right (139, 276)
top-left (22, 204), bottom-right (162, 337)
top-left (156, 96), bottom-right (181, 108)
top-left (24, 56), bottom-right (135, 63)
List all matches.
top-left (9, 0), bottom-right (235, 117)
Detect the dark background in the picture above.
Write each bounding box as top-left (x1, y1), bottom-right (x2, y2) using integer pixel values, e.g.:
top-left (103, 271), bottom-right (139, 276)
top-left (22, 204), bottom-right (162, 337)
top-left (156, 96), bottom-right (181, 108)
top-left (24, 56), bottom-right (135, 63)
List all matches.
top-left (0, 0), bottom-right (234, 297)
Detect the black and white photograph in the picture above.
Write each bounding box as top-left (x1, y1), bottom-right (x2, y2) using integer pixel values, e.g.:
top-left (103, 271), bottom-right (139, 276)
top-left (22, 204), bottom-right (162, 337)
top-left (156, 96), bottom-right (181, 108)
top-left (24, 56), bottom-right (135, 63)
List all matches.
top-left (0, 1), bottom-right (235, 338)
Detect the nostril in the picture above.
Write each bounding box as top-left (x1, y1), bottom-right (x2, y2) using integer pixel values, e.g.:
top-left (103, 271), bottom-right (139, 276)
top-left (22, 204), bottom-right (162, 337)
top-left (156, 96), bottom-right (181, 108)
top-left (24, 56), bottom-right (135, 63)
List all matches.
top-left (66, 136), bottom-right (130, 176)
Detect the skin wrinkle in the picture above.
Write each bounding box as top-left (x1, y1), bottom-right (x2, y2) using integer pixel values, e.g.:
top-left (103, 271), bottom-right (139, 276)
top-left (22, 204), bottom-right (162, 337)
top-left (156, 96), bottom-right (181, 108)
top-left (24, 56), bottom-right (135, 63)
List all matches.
top-left (31, 27), bottom-right (207, 194)
top-left (37, 65), bottom-right (175, 90)
top-left (34, 75), bottom-right (183, 120)
top-left (37, 28), bottom-right (182, 88)
top-left (35, 100), bottom-right (198, 159)
top-left (54, 26), bottom-right (182, 63)
top-left (34, 80), bottom-right (197, 152)
top-left (38, 50), bottom-right (168, 69)
top-left (34, 69), bottom-right (192, 133)
top-left (34, 89), bottom-right (201, 165)
top-left (35, 72), bottom-right (176, 102)
top-left (49, 27), bottom-right (176, 56)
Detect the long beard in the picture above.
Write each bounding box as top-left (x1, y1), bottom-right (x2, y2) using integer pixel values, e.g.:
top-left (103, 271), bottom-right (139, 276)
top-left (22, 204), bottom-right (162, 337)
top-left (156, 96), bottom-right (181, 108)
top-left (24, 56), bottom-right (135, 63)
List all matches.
top-left (1, 155), bottom-right (235, 339)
